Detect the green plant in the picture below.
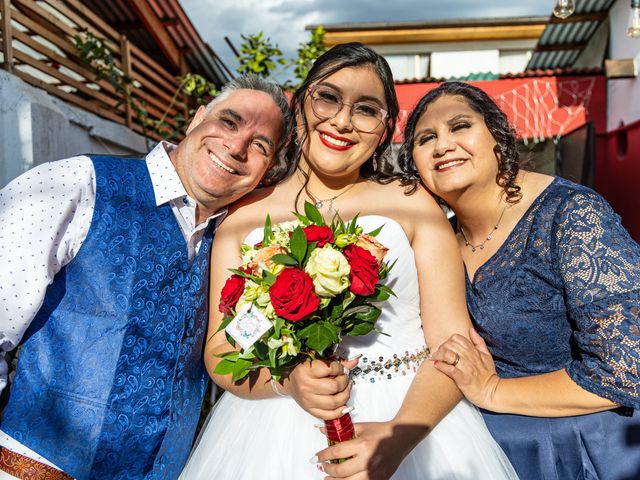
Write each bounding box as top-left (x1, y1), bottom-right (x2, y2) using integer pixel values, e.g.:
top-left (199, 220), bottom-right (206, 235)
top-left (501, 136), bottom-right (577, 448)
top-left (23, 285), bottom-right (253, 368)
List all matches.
top-left (237, 32), bottom-right (288, 78)
top-left (291, 27), bottom-right (327, 84)
top-left (154, 73), bottom-right (220, 141)
top-left (73, 26), bottom-right (328, 143)
top-left (74, 30), bottom-right (149, 135)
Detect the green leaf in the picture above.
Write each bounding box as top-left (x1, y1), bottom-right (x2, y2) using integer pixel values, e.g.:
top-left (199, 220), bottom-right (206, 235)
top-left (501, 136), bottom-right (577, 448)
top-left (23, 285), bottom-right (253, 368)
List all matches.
top-left (303, 242), bottom-right (317, 265)
top-left (274, 316), bottom-right (284, 337)
top-left (379, 259), bottom-right (397, 280)
top-left (348, 322), bottom-right (375, 336)
top-left (216, 350), bottom-right (241, 361)
top-left (290, 227), bottom-right (308, 263)
top-left (298, 321), bottom-right (339, 353)
top-left (347, 213), bottom-right (360, 234)
top-left (330, 303), bottom-right (344, 320)
top-left (356, 306), bottom-right (381, 323)
top-left (263, 270), bottom-right (277, 286)
top-left (269, 346), bottom-right (277, 367)
top-left (231, 358), bottom-right (253, 382)
top-left (304, 201), bottom-right (325, 226)
top-left (375, 287), bottom-right (390, 302)
top-left (376, 284), bottom-right (396, 301)
top-left (254, 341), bottom-right (268, 360)
top-left (228, 268), bottom-right (257, 280)
top-left (215, 314), bottom-right (235, 334)
top-left (342, 291), bottom-right (356, 309)
top-left (292, 212), bottom-right (311, 225)
top-left (343, 304), bottom-right (372, 317)
top-left (248, 359), bottom-right (273, 369)
top-left (367, 224), bottom-right (384, 237)
top-left (213, 358), bottom-right (236, 375)
top-left (239, 348), bottom-right (257, 360)
top-left (271, 254), bottom-right (299, 266)
top-left (262, 215), bottom-right (273, 245)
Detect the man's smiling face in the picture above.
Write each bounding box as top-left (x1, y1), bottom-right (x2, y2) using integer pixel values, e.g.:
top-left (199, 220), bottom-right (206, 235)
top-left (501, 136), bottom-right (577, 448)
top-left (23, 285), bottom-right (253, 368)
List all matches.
top-left (173, 89), bottom-right (284, 221)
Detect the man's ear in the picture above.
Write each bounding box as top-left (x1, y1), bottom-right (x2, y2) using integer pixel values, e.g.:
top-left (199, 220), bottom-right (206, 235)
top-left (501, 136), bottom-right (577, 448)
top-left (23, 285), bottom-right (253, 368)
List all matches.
top-left (186, 106), bottom-right (207, 135)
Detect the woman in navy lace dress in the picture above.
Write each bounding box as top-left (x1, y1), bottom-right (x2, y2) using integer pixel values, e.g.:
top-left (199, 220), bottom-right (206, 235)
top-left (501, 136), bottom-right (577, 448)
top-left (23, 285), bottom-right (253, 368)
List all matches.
top-left (398, 81), bottom-right (640, 480)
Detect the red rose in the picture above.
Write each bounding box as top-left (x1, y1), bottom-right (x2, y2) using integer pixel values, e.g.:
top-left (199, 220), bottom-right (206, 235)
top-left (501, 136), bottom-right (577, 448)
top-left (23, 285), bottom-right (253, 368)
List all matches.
top-left (219, 274), bottom-right (246, 314)
top-left (303, 225), bottom-right (334, 247)
top-left (343, 244), bottom-right (380, 296)
top-left (269, 268), bottom-right (319, 322)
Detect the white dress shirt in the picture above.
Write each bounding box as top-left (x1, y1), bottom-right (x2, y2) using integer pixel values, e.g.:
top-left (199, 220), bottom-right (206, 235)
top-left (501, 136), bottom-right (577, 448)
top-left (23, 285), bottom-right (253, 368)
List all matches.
top-left (0, 142), bottom-right (225, 470)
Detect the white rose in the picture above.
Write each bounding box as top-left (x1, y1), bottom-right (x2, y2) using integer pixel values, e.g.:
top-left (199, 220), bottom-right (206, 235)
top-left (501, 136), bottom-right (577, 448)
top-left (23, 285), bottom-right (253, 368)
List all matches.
top-left (304, 245), bottom-right (350, 297)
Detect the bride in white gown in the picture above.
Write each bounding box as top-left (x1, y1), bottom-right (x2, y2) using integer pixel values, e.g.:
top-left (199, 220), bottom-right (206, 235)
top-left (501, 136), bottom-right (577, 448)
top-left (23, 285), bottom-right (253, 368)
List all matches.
top-left (181, 43), bottom-right (517, 480)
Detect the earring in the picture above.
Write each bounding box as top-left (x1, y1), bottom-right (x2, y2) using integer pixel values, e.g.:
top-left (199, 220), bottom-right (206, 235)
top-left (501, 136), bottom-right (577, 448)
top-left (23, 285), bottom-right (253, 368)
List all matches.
top-left (372, 152), bottom-right (378, 171)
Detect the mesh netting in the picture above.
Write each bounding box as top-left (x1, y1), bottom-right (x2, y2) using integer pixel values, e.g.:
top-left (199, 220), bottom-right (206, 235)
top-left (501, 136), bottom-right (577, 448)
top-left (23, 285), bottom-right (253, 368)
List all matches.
top-left (495, 78), bottom-right (597, 142)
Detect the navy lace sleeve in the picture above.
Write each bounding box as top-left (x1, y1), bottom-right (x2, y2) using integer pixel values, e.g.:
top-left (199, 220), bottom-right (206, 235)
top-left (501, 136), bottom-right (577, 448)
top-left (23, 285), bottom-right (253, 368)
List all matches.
top-left (552, 190), bottom-right (640, 408)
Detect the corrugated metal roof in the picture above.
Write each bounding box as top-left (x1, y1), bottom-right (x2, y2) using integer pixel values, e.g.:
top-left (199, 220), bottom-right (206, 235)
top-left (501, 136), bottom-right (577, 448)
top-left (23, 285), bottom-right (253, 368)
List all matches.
top-left (526, 0), bottom-right (615, 70)
top-left (79, 0), bottom-right (230, 85)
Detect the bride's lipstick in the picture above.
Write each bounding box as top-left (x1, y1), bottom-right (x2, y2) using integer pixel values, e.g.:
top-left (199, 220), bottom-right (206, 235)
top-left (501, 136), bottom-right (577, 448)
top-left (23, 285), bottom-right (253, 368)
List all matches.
top-left (318, 130), bottom-right (355, 151)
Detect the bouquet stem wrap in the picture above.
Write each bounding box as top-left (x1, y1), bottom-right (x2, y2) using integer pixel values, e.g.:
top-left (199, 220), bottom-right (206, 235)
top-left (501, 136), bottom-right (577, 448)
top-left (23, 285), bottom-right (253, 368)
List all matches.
top-left (325, 413), bottom-right (356, 462)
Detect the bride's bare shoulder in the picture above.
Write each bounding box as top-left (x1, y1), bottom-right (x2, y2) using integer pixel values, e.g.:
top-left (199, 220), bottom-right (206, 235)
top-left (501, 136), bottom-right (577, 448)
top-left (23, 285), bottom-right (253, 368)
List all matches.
top-left (219, 183), bottom-right (296, 237)
top-left (364, 180), bottom-right (441, 215)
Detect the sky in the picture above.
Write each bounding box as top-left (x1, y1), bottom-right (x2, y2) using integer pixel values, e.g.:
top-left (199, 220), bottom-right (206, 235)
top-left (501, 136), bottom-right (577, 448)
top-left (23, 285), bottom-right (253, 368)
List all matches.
top-left (181, 0), bottom-right (557, 80)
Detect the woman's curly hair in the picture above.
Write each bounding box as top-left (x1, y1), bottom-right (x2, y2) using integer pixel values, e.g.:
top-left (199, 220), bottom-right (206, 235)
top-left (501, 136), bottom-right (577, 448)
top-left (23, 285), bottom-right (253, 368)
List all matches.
top-left (397, 81), bottom-right (522, 203)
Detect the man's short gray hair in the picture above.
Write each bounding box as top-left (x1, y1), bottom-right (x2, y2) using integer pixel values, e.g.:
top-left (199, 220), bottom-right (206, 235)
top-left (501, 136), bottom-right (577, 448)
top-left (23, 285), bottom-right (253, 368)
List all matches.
top-left (204, 75), bottom-right (293, 186)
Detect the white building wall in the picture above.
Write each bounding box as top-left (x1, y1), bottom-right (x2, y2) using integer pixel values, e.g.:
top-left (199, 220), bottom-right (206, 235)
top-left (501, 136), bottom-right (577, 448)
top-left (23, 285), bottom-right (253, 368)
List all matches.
top-left (607, 0), bottom-right (640, 130)
top-left (0, 70), bottom-right (149, 188)
top-left (430, 50), bottom-right (500, 78)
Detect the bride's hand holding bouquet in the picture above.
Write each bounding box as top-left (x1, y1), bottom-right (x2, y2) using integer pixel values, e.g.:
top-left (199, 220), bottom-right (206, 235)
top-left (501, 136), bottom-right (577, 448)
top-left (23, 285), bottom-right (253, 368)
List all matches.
top-left (214, 202), bottom-right (394, 447)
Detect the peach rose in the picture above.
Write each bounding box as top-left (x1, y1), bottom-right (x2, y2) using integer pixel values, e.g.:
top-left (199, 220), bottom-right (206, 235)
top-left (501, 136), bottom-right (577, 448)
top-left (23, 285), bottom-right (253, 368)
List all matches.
top-left (355, 234), bottom-right (388, 265)
top-left (248, 244), bottom-right (285, 274)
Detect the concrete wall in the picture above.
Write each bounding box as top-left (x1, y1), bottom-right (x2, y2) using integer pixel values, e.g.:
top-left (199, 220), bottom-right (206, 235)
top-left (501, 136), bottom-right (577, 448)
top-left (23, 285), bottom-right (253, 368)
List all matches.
top-left (607, 0), bottom-right (640, 130)
top-left (0, 69), bottom-right (149, 188)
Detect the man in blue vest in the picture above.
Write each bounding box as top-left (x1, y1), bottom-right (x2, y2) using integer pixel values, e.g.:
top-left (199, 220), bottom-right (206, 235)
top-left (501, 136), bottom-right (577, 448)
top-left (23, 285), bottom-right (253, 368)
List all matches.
top-left (0, 75), bottom-right (291, 479)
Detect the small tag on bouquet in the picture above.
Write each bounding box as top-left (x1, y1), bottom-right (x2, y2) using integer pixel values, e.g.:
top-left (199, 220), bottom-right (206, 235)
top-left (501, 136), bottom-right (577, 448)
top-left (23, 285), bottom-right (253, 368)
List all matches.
top-left (225, 304), bottom-right (272, 351)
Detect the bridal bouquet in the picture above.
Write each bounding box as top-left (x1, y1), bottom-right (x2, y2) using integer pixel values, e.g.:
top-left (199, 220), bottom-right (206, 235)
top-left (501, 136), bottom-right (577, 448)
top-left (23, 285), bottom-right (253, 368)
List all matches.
top-left (215, 202), bottom-right (394, 446)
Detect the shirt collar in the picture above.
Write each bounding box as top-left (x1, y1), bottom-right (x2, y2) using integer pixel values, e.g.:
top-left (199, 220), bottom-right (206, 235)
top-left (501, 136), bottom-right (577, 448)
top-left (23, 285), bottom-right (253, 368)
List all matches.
top-left (146, 141), bottom-right (228, 227)
top-left (146, 141), bottom-right (187, 206)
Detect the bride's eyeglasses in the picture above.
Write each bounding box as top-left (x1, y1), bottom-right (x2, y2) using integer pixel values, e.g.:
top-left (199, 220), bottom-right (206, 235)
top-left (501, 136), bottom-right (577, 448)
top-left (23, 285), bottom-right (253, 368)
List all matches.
top-left (308, 85), bottom-right (388, 133)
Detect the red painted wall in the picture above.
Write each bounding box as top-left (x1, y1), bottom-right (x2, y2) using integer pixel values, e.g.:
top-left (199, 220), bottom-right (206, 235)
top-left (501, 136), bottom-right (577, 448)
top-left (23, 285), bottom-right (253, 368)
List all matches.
top-left (393, 76), bottom-right (607, 142)
top-left (597, 120), bottom-right (640, 242)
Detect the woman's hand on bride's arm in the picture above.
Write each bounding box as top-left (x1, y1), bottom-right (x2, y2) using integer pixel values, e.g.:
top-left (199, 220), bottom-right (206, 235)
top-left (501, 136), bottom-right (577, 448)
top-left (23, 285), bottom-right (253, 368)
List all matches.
top-left (282, 357), bottom-right (359, 420)
top-left (313, 421), bottom-right (427, 480)
top-left (430, 327), bottom-right (501, 409)
top-left (431, 328), bottom-right (619, 416)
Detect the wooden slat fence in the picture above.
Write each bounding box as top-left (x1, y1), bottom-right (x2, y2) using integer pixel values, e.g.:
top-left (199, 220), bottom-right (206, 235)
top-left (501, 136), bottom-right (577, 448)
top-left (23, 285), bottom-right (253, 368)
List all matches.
top-left (0, 0), bottom-right (188, 141)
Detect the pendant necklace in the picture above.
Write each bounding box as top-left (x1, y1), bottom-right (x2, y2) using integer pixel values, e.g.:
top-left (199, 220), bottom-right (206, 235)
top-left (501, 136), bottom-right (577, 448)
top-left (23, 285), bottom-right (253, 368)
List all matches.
top-left (306, 182), bottom-right (357, 215)
top-left (459, 205), bottom-right (508, 253)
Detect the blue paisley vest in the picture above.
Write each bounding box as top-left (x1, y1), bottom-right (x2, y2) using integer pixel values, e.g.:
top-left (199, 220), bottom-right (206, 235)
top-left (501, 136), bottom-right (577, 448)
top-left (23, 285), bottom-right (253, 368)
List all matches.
top-left (0, 155), bottom-right (213, 479)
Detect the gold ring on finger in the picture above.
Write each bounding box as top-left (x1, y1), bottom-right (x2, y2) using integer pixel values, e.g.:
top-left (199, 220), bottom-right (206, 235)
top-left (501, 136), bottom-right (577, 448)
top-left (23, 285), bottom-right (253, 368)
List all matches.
top-left (451, 352), bottom-right (460, 367)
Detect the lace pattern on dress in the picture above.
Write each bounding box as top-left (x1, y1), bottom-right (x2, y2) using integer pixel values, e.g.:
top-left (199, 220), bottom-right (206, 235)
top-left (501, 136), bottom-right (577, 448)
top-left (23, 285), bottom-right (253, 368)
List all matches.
top-left (468, 178), bottom-right (640, 408)
top-left (553, 190), bottom-right (640, 406)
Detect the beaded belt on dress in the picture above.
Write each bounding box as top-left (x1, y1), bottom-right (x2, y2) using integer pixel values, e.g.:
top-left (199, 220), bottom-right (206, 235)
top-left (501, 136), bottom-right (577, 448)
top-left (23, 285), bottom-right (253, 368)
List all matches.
top-left (350, 346), bottom-right (429, 384)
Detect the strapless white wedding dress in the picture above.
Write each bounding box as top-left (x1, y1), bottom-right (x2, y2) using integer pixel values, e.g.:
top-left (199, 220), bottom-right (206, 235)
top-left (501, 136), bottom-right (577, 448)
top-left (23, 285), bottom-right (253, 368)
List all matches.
top-left (180, 216), bottom-right (517, 479)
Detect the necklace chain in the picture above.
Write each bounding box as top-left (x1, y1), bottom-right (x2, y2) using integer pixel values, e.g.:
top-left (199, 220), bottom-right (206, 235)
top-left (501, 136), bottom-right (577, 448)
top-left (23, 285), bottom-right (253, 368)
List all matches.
top-left (306, 182), bottom-right (357, 215)
top-left (459, 205), bottom-right (508, 253)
